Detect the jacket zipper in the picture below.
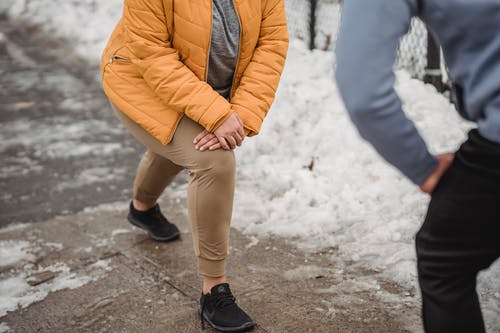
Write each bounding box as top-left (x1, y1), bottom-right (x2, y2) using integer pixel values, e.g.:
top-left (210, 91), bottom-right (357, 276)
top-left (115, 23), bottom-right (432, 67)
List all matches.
top-left (229, 0), bottom-right (243, 100)
top-left (204, 1), bottom-right (214, 81)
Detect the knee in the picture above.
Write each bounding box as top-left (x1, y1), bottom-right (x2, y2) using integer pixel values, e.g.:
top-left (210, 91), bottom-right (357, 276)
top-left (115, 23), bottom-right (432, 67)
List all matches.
top-left (195, 150), bottom-right (235, 180)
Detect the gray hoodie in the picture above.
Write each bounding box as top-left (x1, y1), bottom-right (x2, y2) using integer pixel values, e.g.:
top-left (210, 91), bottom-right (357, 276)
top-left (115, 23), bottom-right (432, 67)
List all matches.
top-left (335, 0), bottom-right (500, 184)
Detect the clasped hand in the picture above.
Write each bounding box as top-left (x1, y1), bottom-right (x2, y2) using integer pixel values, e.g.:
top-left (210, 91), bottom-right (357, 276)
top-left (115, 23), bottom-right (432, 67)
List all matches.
top-left (193, 113), bottom-right (245, 151)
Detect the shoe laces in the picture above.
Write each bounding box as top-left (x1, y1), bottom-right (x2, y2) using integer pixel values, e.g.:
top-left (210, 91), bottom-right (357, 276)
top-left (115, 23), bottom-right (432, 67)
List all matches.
top-left (200, 291), bottom-right (236, 330)
top-left (213, 292), bottom-right (236, 309)
top-left (151, 206), bottom-right (168, 223)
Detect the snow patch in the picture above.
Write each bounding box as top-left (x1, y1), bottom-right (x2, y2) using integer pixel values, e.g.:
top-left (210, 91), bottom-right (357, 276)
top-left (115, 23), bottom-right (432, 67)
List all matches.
top-left (0, 0), bottom-right (123, 62)
top-left (45, 243), bottom-right (64, 251)
top-left (245, 236), bottom-right (259, 249)
top-left (0, 241), bottom-right (34, 268)
top-left (0, 322), bottom-right (9, 333)
top-left (111, 229), bottom-right (131, 237)
top-left (0, 118), bottom-right (126, 160)
top-left (56, 167), bottom-right (127, 191)
top-left (318, 278), bottom-right (381, 294)
top-left (82, 201), bottom-right (129, 214)
top-left (0, 261), bottom-right (112, 318)
top-left (0, 223), bottom-right (29, 234)
top-left (283, 265), bottom-right (334, 281)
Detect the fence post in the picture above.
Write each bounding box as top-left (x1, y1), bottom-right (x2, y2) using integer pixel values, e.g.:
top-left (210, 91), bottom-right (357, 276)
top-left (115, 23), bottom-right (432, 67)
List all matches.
top-left (423, 31), bottom-right (445, 92)
top-left (309, 0), bottom-right (317, 50)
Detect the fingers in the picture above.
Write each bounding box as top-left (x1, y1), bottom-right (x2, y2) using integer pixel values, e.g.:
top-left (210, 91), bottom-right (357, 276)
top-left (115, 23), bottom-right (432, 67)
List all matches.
top-left (225, 135), bottom-right (237, 149)
top-left (233, 113), bottom-right (245, 136)
top-left (419, 152), bottom-right (455, 194)
top-left (217, 136), bottom-right (231, 150)
top-left (193, 130), bottom-right (210, 145)
top-left (208, 142), bottom-right (222, 151)
top-left (211, 113), bottom-right (245, 150)
top-left (195, 133), bottom-right (216, 150)
top-left (198, 137), bottom-right (219, 151)
top-left (233, 131), bottom-right (243, 147)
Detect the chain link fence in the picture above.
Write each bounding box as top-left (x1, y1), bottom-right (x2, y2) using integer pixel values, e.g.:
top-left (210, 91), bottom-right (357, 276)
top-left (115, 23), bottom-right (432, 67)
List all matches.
top-left (284, 0), bottom-right (448, 91)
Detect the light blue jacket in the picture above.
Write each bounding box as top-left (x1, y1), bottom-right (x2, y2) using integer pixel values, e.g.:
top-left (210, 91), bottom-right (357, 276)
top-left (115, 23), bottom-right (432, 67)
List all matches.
top-left (335, 0), bottom-right (500, 184)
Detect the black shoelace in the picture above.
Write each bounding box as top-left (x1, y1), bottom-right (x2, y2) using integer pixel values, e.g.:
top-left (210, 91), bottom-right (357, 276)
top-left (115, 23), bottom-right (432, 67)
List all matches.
top-left (200, 291), bottom-right (236, 330)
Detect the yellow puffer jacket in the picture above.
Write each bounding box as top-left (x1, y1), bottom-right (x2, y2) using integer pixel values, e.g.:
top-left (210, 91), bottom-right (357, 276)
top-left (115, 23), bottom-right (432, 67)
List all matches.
top-left (100, 0), bottom-right (289, 144)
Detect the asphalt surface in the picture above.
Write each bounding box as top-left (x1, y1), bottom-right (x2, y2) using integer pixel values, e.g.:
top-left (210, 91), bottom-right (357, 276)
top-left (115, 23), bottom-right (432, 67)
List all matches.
top-left (0, 14), bottom-right (144, 226)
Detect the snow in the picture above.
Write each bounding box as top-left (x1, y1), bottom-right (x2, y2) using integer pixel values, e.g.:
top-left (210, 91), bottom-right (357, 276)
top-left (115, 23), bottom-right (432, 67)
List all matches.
top-left (0, 118), bottom-right (126, 160)
top-left (0, 230), bottom-right (113, 319)
top-left (82, 201), bottom-right (129, 214)
top-left (245, 236), bottom-right (260, 249)
top-left (0, 224), bottom-right (28, 234)
top-left (0, 323), bottom-right (9, 333)
top-left (56, 167), bottom-right (128, 191)
top-left (1, 0), bottom-right (498, 330)
top-left (232, 40), bottom-right (472, 286)
top-left (283, 265), bottom-right (335, 281)
top-left (0, 0), bottom-right (122, 61)
top-left (0, 260), bottom-right (112, 318)
top-left (0, 241), bottom-right (34, 267)
top-left (111, 228), bottom-right (131, 237)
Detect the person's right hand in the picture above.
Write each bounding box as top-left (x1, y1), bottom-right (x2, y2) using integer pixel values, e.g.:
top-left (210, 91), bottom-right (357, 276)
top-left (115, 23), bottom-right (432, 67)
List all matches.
top-left (213, 113), bottom-right (244, 150)
top-left (419, 153), bottom-right (454, 194)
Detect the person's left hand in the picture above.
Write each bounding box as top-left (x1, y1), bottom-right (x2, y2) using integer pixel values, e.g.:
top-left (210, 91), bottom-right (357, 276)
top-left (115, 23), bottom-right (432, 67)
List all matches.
top-left (194, 130), bottom-right (219, 151)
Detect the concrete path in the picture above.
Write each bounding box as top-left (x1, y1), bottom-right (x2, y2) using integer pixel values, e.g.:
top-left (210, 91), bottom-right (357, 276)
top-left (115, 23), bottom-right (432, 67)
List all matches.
top-left (0, 196), bottom-right (421, 332)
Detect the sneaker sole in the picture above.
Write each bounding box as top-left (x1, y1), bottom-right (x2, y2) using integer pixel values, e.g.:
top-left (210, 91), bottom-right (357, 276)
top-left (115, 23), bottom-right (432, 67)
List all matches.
top-left (127, 215), bottom-right (180, 242)
top-left (200, 311), bottom-right (255, 333)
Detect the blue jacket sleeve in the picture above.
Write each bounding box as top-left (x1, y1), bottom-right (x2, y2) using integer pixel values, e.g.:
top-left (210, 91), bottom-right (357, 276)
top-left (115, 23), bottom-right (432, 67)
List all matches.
top-left (335, 0), bottom-right (437, 185)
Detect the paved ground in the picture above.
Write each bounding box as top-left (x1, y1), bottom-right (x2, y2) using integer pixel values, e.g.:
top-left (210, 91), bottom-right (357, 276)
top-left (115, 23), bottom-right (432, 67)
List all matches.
top-left (0, 196), bottom-right (421, 333)
top-left (0, 13), bottom-right (144, 226)
top-left (0, 14), bottom-right (424, 333)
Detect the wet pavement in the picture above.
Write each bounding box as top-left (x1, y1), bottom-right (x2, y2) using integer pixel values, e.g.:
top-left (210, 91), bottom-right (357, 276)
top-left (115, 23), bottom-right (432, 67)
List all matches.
top-left (0, 14), bottom-right (145, 226)
top-left (0, 196), bottom-right (421, 333)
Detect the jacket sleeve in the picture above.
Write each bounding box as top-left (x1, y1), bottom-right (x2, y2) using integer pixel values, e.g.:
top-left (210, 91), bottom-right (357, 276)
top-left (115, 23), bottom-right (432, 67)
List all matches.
top-left (335, 0), bottom-right (437, 185)
top-left (122, 0), bottom-right (233, 132)
top-left (230, 0), bottom-right (289, 136)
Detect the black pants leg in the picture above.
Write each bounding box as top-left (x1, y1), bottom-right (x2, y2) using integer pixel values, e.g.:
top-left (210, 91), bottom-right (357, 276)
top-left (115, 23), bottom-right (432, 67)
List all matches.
top-left (416, 130), bottom-right (500, 333)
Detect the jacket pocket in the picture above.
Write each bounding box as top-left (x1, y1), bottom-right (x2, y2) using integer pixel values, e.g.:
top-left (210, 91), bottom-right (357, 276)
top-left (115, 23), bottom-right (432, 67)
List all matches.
top-left (108, 54), bottom-right (131, 64)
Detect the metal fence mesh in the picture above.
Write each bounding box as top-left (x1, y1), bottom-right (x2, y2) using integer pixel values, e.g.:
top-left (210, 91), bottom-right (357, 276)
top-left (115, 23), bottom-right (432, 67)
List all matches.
top-left (397, 18), bottom-right (429, 79)
top-left (284, 0), bottom-right (432, 80)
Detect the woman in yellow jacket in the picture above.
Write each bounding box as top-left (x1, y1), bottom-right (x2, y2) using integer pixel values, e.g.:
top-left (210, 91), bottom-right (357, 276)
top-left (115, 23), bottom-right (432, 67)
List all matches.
top-left (101, 0), bottom-right (288, 330)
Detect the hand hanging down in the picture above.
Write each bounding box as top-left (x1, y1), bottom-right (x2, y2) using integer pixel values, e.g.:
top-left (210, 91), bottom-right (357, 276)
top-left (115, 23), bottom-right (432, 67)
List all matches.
top-left (194, 113), bottom-right (245, 151)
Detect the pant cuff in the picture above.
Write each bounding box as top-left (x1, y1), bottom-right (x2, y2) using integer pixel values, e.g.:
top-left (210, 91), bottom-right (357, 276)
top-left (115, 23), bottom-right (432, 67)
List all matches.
top-left (198, 257), bottom-right (226, 277)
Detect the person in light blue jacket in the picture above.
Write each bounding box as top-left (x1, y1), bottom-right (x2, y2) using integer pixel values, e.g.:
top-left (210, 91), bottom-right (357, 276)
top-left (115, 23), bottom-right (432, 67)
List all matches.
top-left (335, 1), bottom-right (500, 332)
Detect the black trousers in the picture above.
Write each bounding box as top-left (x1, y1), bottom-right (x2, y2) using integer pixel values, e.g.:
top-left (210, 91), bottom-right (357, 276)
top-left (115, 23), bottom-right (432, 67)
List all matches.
top-left (416, 129), bottom-right (500, 333)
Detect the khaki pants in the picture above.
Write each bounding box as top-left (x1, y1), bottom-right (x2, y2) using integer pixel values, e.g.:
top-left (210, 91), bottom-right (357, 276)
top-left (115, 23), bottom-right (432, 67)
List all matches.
top-left (111, 104), bottom-right (235, 277)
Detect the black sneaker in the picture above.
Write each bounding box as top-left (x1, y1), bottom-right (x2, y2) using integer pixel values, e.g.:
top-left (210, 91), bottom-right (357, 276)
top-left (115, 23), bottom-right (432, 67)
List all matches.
top-left (199, 283), bottom-right (255, 332)
top-left (127, 201), bottom-right (180, 242)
